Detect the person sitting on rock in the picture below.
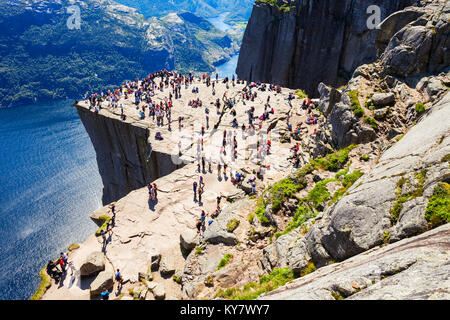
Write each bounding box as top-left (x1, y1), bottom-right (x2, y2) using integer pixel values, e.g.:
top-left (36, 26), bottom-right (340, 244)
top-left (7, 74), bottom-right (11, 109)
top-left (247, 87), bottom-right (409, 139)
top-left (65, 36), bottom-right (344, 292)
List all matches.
top-left (46, 260), bottom-right (62, 281)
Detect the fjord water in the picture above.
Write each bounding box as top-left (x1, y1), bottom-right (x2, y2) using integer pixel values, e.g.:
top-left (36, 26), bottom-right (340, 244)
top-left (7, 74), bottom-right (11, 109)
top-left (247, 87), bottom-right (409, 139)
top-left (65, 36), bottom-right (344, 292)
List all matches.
top-left (0, 100), bottom-right (103, 300)
top-left (207, 13), bottom-right (239, 79)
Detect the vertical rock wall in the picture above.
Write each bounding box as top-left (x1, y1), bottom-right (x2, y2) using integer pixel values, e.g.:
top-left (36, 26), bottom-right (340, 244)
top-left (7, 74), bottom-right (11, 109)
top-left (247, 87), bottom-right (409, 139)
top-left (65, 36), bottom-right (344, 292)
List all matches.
top-left (236, 0), bottom-right (417, 96)
top-left (76, 106), bottom-right (182, 205)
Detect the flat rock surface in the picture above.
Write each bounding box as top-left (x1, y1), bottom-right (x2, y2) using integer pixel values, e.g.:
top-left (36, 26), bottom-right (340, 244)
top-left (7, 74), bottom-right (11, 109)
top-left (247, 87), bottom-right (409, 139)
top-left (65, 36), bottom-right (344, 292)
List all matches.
top-left (259, 223), bottom-right (450, 300)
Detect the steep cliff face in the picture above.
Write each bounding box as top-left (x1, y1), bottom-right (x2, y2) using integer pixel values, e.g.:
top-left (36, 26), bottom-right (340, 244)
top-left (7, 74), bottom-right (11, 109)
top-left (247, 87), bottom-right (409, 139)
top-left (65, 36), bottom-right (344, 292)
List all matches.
top-left (236, 0), bottom-right (417, 96)
top-left (76, 106), bottom-right (182, 205)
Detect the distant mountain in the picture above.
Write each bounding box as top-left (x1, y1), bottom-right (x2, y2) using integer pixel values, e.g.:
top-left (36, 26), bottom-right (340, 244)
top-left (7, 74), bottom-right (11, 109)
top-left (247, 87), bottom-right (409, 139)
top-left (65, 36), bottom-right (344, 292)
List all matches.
top-left (0, 0), bottom-right (239, 107)
top-left (114, 0), bottom-right (254, 23)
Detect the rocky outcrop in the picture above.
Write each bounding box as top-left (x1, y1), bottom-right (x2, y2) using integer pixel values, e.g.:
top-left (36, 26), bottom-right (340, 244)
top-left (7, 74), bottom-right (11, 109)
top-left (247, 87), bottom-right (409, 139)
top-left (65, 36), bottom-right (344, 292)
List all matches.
top-left (80, 252), bottom-right (105, 276)
top-left (378, 1), bottom-right (450, 78)
top-left (259, 223), bottom-right (450, 300)
top-left (304, 91), bottom-right (449, 266)
top-left (237, 0), bottom-right (416, 96)
top-left (260, 227), bottom-right (311, 274)
top-left (202, 202), bottom-right (241, 246)
top-left (76, 106), bottom-right (182, 205)
top-left (90, 270), bottom-right (114, 296)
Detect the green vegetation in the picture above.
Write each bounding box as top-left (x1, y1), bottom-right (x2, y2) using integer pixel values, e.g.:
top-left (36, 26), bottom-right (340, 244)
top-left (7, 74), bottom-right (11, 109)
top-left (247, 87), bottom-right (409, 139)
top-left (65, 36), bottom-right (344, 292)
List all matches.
top-left (310, 145), bottom-right (357, 172)
top-left (390, 170), bottom-right (427, 223)
top-left (268, 178), bottom-right (305, 213)
top-left (335, 168), bottom-right (350, 179)
top-left (365, 95), bottom-right (375, 110)
top-left (384, 231), bottom-right (390, 244)
top-left (255, 145), bottom-right (357, 234)
top-left (248, 213), bottom-right (255, 224)
top-left (275, 205), bottom-right (315, 238)
top-left (295, 89), bottom-right (308, 100)
top-left (307, 179), bottom-right (336, 209)
top-left (68, 243), bottom-right (80, 252)
top-left (255, 202), bottom-right (269, 224)
top-left (300, 261), bottom-right (316, 277)
top-left (30, 267), bottom-right (52, 300)
top-left (415, 103), bottom-right (426, 114)
top-left (441, 154), bottom-right (450, 163)
top-left (215, 267), bottom-right (294, 300)
top-left (226, 218), bottom-right (240, 232)
top-left (330, 170), bottom-right (364, 205)
top-left (363, 116), bottom-right (378, 130)
top-left (95, 215), bottom-right (111, 236)
top-left (424, 182), bottom-right (450, 228)
top-left (217, 254), bottom-right (233, 270)
top-left (360, 154), bottom-right (370, 162)
top-left (348, 90), bottom-right (365, 117)
top-left (195, 246), bottom-right (204, 255)
top-left (173, 274), bottom-right (182, 284)
top-left (0, 1), bottom-right (241, 106)
top-left (331, 291), bottom-right (344, 300)
top-left (257, 0), bottom-right (296, 12)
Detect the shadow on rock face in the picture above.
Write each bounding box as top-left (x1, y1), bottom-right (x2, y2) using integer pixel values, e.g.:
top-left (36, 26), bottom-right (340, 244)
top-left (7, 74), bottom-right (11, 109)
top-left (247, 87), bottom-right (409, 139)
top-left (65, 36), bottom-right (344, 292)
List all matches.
top-left (148, 198), bottom-right (159, 211)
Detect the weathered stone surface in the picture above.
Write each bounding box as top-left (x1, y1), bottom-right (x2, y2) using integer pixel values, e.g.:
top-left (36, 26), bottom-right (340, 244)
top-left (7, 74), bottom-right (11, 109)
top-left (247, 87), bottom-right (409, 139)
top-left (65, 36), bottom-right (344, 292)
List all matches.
top-left (202, 203), bottom-right (239, 246)
top-left (371, 93), bottom-right (395, 106)
top-left (147, 281), bottom-right (165, 300)
top-left (237, 0), bottom-right (416, 96)
top-left (180, 229), bottom-right (199, 251)
top-left (380, 2), bottom-right (450, 77)
top-left (90, 270), bottom-right (114, 296)
top-left (374, 108), bottom-right (389, 120)
top-left (80, 252), bottom-right (105, 276)
top-left (76, 107), bottom-right (183, 205)
top-left (150, 251), bottom-right (161, 271)
top-left (318, 83), bottom-right (342, 117)
top-left (160, 255), bottom-right (176, 276)
top-left (259, 224), bottom-right (450, 300)
top-left (261, 228), bottom-right (311, 274)
top-left (309, 92), bottom-right (450, 263)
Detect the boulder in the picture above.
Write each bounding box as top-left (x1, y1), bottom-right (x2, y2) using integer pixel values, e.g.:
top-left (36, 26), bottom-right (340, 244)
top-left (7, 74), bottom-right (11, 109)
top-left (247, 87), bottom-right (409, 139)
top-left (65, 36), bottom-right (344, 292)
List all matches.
top-left (259, 224), bottom-right (450, 300)
top-left (147, 281), bottom-right (165, 300)
top-left (307, 92), bottom-right (450, 263)
top-left (90, 270), bottom-right (114, 296)
top-left (318, 83), bottom-right (342, 117)
top-left (180, 229), bottom-right (198, 251)
top-left (371, 93), bottom-right (395, 107)
top-left (80, 252), bottom-right (105, 276)
top-left (149, 251), bottom-right (161, 271)
top-left (261, 228), bottom-right (312, 274)
top-left (374, 108), bottom-right (389, 120)
top-left (160, 256), bottom-right (176, 276)
top-left (202, 202), bottom-right (242, 246)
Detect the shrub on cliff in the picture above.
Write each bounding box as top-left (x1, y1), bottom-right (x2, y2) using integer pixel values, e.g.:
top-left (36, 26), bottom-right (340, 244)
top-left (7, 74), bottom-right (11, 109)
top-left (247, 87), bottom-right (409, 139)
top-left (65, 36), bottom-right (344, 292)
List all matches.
top-left (425, 182), bottom-right (450, 228)
top-left (348, 91), bottom-right (365, 117)
top-left (215, 267), bottom-right (294, 300)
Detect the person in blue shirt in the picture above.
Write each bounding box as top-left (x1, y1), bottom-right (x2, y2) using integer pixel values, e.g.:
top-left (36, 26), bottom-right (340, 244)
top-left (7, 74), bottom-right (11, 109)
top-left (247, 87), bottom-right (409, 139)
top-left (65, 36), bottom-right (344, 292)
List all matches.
top-left (101, 289), bottom-right (110, 300)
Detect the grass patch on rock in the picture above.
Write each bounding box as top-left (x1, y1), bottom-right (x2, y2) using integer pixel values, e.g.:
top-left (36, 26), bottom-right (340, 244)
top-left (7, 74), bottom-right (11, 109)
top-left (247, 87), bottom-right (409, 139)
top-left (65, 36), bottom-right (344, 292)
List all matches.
top-left (68, 243), bottom-right (80, 252)
top-left (217, 254), bottom-right (233, 270)
top-left (415, 103), bottom-right (426, 114)
top-left (30, 267), bottom-right (52, 300)
top-left (363, 116), bottom-right (378, 130)
top-left (226, 218), bottom-right (240, 232)
top-left (215, 267), bottom-right (294, 300)
top-left (95, 215), bottom-right (111, 236)
top-left (348, 90), bottom-right (364, 117)
top-left (425, 182), bottom-right (450, 228)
